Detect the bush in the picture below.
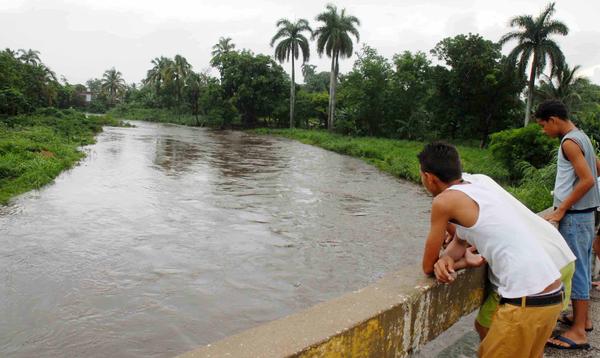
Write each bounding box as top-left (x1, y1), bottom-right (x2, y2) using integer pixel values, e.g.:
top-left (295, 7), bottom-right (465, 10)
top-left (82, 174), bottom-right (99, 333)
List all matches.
top-left (489, 124), bottom-right (558, 180)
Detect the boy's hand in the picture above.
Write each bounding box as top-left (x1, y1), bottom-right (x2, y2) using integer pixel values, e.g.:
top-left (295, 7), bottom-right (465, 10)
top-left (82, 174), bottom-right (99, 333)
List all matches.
top-left (544, 207), bottom-right (566, 223)
top-left (464, 246), bottom-right (486, 267)
top-left (433, 256), bottom-right (456, 283)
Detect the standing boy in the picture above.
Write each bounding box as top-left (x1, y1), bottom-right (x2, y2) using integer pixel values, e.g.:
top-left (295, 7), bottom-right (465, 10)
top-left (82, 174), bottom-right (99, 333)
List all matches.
top-left (535, 100), bottom-right (600, 349)
top-left (419, 142), bottom-right (566, 357)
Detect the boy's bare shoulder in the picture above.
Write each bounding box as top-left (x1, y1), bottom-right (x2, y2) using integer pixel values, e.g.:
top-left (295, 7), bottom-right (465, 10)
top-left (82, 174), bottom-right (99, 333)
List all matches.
top-left (432, 189), bottom-right (471, 210)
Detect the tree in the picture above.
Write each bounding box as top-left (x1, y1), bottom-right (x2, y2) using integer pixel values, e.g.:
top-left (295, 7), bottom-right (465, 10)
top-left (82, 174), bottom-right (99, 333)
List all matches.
top-left (313, 4), bottom-right (360, 130)
top-left (210, 37), bottom-right (236, 73)
top-left (499, 2), bottom-right (568, 126)
top-left (338, 45), bottom-right (390, 136)
top-left (270, 18), bottom-right (312, 128)
top-left (18, 49), bottom-right (41, 66)
top-left (172, 54), bottom-right (192, 108)
top-left (219, 51), bottom-right (288, 127)
top-left (536, 63), bottom-right (586, 109)
top-left (101, 67), bottom-right (126, 107)
top-left (431, 34), bottom-right (524, 146)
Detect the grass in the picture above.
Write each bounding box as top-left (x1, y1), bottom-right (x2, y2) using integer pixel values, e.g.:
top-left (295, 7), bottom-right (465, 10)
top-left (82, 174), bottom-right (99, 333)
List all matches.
top-left (0, 108), bottom-right (125, 204)
top-left (251, 128), bottom-right (554, 211)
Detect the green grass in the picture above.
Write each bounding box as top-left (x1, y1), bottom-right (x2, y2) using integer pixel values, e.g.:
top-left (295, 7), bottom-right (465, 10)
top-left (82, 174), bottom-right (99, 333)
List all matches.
top-left (0, 108), bottom-right (125, 204)
top-left (252, 128), bottom-right (554, 211)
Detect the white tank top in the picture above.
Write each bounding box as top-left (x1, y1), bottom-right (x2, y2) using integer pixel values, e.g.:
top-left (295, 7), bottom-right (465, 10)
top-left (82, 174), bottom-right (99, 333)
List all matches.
top-left (447, 175), bottom-right (561, 298)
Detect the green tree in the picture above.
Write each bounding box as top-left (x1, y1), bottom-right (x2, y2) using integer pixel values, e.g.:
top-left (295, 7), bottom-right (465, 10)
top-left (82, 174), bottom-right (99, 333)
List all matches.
top-left (270, 18), bottom-right (312, 128)
top-left (18, 49), bottom-right (41, 66)
top-left (101, 67), bottom-right (126, 107)
top-left (499, 2), bottom-right (568, 126)
top-left (211, 37), bottom-right (236, 74)
top-left (219, 51), bottom-right (288, 127)
top-left (172, 54), bottom-right (192, 109)
top-left (313, 4), bottom-right (360, 130)
top-left (338, 45), bottom-right (390, 136)
top-left (536, 63), bottom-right (585, 109)
top-left (431, 34), bottom-right (524, 145)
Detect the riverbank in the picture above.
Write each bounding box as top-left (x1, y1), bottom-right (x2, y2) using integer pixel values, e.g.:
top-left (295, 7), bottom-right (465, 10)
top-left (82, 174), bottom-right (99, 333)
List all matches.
top-left (252, 128), bottom-right (551, 212)
top-left (0, 108), bottom-right (125, 204)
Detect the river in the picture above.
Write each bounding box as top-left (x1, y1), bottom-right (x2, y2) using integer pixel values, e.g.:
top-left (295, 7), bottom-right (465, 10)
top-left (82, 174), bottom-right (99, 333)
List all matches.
top-left (0, 121), bottom-right (430, 357)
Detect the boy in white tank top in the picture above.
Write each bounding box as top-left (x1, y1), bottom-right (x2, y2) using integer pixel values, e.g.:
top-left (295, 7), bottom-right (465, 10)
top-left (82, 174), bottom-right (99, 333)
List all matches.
top-left (418, 142), bottom-right (572, 357)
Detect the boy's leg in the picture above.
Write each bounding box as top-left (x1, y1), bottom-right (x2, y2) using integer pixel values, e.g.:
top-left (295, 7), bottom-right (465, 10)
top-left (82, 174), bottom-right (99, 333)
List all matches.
top-left (479, 303), bottom-right (562, 357)
top-left (475, 291), bottom-right (500, 340)
top-left (551, 212), bottom-right (594, 346)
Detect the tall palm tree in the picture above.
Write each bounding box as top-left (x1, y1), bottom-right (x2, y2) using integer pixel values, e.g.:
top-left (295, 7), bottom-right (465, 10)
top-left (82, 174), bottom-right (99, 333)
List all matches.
top-left (210, 37), bottom-right (236, 69)
top-left (536, 63), bottom-right (586, 109)
top-left (271, 18), bottom-right (312, 128)
top-left (499, 2), bottom-right (568, 126)
top-left (144, 56), bottom-right (173, 94)
top-left (18, 48), bottom-right (41, 65)
top-left (313, 4), bottom-right (360, 130)
top-left (172, 54), bottom-right (192, 108)
top-left (101, 67), bottom-right (126, 107)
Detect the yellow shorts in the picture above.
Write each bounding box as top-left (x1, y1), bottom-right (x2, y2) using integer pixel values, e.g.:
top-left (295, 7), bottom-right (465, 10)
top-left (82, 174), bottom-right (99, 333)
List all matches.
top-left (476, 261), bottom-right (574, 328)
top-left (479, 301), bottom-right (562, 357)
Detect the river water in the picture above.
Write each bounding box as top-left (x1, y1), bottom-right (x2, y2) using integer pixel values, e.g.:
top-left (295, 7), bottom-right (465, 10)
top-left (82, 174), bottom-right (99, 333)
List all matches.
top-left (0, 121), bottom-right (431, 357)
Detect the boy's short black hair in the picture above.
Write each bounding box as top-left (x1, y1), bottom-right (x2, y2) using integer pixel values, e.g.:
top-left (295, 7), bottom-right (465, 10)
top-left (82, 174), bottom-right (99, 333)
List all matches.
top-left (534, 100), bottom-right (569, 121)
top-left (417, 142), bottom-right (462, 183)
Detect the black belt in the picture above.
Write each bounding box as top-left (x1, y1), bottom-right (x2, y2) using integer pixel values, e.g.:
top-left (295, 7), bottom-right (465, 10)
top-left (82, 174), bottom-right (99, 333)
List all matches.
top-left (566, 207), bottom-right (597, 214)
top-left (500, 288), bottom-right (564, 307)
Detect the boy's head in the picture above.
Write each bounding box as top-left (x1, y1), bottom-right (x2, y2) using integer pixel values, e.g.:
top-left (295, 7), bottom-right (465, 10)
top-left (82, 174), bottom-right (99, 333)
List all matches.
top-left (535, 100), bottom-right (570, 137)
top-left (417, 142), bottom-right (462, 196)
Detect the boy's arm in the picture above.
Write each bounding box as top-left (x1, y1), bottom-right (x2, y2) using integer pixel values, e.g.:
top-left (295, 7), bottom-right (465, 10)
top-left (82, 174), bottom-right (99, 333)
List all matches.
top-left (546, 139), bottom-right (596, 222)
top-left (422, 197), bottom-right (451, 275)
top-left (442, 236), bottom-right (468, 261)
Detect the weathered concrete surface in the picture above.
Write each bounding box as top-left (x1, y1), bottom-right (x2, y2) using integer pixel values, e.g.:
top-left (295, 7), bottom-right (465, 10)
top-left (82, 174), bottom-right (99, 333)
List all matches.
top-left (177, 266), bottom-right (486, 358)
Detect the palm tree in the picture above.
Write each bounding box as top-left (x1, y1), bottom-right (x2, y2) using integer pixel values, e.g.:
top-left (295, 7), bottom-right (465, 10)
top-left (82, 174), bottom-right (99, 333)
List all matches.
top-left (172, 54), bottom-right (192, 108)
top-left (301, 63), bottom-right (317, 82)
top-left (210, 37), bottom-right (236, 69)
top-left (313, 4), bottom-right (360, 130)
top-left (271, 18), bottom-right (312, 128)
top-left (536, 63), bottom-right (586, 109)
top-left (101, 67), bottom-right (126, 107)
top-left (144, 56), bottom-right (173, 94)
top-left (499, 2), bottom-right (568, 126)
top-left (18, 48), bottom-right (41, 65)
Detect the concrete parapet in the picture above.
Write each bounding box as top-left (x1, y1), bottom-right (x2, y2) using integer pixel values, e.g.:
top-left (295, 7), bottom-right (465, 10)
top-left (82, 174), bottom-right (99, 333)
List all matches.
top-left (178, 266), bottom-right (486, 358)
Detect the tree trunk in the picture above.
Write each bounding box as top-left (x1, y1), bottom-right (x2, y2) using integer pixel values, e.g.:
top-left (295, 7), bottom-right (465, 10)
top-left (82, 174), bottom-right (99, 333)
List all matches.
top-left (290, 53), bottom-right (295, 129)
top-left (524, 53), bottom-right (538, 126)
top-left (328, 54), bottom-right (336, 130)
top-left (330, 55), bottom-right (339, 131)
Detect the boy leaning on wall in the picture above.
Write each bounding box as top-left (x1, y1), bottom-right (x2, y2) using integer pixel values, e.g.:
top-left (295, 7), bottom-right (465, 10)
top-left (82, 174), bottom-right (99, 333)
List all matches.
top-left (535, 99), bottom-right (600, 350)
top-left (418, 142), bottom-right (574, 357)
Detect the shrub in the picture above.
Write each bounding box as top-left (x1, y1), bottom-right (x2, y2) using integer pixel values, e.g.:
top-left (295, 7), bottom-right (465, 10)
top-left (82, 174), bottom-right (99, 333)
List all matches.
top-left (489, 124), bottom-right (558, 180)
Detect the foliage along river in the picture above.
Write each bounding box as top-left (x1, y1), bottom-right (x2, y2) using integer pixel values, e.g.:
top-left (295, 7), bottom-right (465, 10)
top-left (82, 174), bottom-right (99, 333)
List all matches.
top-left (0, 121), bottom-right (431, 357)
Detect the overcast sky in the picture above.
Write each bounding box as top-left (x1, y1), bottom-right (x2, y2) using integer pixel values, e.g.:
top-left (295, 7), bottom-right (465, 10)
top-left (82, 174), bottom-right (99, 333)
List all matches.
top-left (1, 0), bottom-right (599, 85)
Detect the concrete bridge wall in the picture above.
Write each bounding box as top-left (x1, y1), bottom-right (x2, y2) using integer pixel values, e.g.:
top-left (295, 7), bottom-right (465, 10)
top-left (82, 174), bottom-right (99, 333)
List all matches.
top-left (178, 266), bottom-right (486, 358)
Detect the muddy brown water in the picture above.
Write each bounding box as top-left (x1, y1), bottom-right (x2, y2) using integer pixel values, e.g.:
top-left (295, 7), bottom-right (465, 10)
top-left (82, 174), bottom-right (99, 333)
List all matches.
top-left (0, 121), bottom-right (431, 357)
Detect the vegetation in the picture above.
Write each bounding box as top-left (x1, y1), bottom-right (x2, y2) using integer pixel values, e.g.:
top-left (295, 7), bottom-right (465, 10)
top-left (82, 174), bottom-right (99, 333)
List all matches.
top-left (313, 4), bottom-right (360, 130)
top-left (0, 109), bottom-right (124, 203)
top-left (271, 18), bottom-right (312, 128)
top-left (1, 2), bottom-right (599, 212)
top-left (500, 2), bottom-right (569, 125)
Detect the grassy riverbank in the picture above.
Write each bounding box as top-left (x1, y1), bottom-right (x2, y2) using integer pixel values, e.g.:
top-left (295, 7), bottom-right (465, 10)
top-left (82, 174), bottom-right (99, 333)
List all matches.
top-left (252, 128), bottom-right (553, 212)
top-left (0, 108), bottom-right (124, 204)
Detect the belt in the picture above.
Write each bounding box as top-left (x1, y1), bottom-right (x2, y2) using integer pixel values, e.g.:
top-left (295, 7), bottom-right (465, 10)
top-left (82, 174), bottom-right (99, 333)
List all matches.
top-left (566, 207), bottom-right (597, 214)
top-left (500, 288), bottom-right (564, 307)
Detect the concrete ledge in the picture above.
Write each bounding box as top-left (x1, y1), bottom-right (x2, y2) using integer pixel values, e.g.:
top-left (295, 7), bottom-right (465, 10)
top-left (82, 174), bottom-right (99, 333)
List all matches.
top-left (178, 266), bottom-right (486, 358)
